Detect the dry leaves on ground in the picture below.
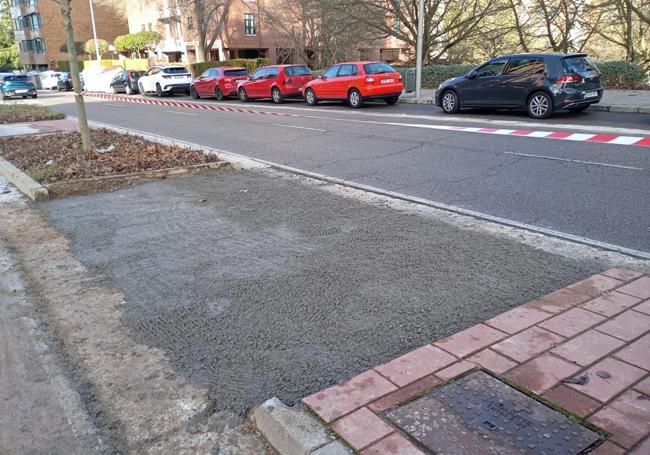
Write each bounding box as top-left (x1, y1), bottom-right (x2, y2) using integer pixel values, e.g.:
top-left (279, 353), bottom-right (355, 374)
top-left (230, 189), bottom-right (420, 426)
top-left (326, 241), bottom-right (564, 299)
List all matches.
top-left (0, 104), bottom-right (66, 124)
top-left (0, 128), bottom-right (219, 183)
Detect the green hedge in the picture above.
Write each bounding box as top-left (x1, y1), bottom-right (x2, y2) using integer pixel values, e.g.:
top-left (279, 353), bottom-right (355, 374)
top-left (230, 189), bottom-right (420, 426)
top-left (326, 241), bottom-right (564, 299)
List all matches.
top-left (188, 58), bottom-right (270, 78)
top-left (396, 60), bottom-right (649, 90)
top-left (595, 61), bottom-right (649, 90)
top-left (57, 60), bottom-right (85, 72)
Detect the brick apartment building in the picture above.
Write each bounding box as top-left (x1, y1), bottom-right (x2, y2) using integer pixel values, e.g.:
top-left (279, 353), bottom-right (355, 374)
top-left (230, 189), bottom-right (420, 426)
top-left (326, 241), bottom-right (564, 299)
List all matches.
top-left (11, 0), bottom-right (129, 70)
top-left (125, 0), bottom-right (407, 65)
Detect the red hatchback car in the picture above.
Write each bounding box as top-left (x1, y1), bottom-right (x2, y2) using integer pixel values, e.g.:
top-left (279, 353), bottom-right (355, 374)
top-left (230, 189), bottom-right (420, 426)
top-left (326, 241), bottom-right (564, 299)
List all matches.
top-left (190, 66), bottom-right (249, 100)
top-left (303, 61), bottom-right (404, 108)
top-left (237, 64), bottom-right (314, 103)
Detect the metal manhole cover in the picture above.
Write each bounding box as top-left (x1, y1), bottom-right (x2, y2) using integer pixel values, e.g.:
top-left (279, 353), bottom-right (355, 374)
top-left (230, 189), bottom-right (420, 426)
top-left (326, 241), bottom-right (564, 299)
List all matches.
top-left (385, 370), bottom-right (603, 455)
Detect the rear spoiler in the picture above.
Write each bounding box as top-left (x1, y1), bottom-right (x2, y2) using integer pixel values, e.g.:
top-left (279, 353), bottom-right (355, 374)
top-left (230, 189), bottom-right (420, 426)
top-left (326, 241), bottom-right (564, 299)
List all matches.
top-left (563, 53), bottom-right (589, 59)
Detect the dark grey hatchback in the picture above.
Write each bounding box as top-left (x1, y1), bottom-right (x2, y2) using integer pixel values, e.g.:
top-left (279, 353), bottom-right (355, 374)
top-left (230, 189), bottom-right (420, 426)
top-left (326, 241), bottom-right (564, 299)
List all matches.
top-left (435, 53), bottom-right (603, 119)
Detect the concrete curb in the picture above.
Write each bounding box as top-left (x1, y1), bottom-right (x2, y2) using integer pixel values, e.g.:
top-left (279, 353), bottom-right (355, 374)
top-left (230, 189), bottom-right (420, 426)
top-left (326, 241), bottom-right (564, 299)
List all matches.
top-left (0, 155), bottom-right (48, 201)
top-left (399, 95), bottom-right (650, 113)
top-left (250, 397), bottom-right (352, 455)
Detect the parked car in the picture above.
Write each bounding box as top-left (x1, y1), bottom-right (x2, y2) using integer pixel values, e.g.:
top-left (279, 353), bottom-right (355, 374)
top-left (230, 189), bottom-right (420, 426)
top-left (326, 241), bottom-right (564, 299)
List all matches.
top-left (191, 67), bottom-right (249, 100)
top-left (237, 64), bottom-right (314, 103)
top-left (435, 53), bottom-right (603, 119)
top-left (1, 74), bottom-right (37, 99)
top-left (57, 72), bottom-right (73, 91)
top-left (110, 70), bottom-right (144, 95)
top-left (40, 71), bottom-right (62, 90)
top-left (303, 61), bottom-right (403, 108)
top-left (138, 66), bottom-right (192, 96)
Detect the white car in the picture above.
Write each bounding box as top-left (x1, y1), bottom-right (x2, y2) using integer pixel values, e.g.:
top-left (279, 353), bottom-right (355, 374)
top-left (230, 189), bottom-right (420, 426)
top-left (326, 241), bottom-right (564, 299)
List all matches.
top-left (138, 66), bottom-right (192, 97)
top-left (41, 71), bottom-right (62, 90)
top-left (81, 66), bottom-right (123, 93)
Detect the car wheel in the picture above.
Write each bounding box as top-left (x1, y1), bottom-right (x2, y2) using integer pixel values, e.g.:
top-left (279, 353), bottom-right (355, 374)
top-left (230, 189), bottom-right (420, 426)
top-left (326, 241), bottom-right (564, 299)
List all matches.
top-left (568, 105), bottom-right (589, 113)
top-left (215, 87), bottom-right (223, 101)
top-left (441, 90), bottom-right (460, 114)
top-left (238, 88), bottom-right (248, 102)
top-left (271, 87), bottom-right (284, 104)
top-left (305, 88), bottom-right (317, 106)
top-left (191, 87), bottom-right (200, 99)
top-left (348, 88), bottom-right (364, 109)
top-left (111, 85), bottom-right (118, 94)
top-left (527, 92), bottom-right (553, 119)
top-left (125, 85), bottom-right (133, 95)
top-left (138, 83), bottom-right (145, 95)
top-left (30, 94), bottom-right (37, 99)
top-left (385, 95), bottom-right (399, 105)
top-left (156, 83), bottom-right (164, 97)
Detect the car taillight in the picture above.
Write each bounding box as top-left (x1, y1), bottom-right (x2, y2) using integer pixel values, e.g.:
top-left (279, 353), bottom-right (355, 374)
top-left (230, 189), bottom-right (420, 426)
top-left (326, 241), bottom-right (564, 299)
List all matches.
top-left (397, 73), bottom-right (402, 81)
top-left (556, 74), bottom-right (582, 84)
top-left (366, 77), bottom-right (375, 83)
top-left (162, 75), bottom-right (172, 79)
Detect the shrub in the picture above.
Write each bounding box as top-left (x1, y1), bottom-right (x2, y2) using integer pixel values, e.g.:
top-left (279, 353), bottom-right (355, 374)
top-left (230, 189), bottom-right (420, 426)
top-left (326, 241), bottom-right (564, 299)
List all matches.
top-left (84, 39), bottom-right (109, 56)
top-left (396, 64), bottom-right (473, 89)
top-left (595, 61), bottom-right (649, 90)
top-left (188, 58), bottom-right (270, 78)
top-left (57, 60), bottom-right (85, 72)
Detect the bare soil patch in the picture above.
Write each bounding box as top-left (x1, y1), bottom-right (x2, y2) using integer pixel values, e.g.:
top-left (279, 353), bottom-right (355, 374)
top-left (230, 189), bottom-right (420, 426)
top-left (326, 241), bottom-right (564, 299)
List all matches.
top-left (0, 104), bottom-right (65, 124)
top-left (0, 128), bottom-right (219, 184)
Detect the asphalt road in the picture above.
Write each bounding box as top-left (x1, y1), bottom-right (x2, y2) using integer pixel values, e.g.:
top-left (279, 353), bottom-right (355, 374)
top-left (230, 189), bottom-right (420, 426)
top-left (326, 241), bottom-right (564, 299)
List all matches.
top-left (47, 92), bottom-right (650, 253)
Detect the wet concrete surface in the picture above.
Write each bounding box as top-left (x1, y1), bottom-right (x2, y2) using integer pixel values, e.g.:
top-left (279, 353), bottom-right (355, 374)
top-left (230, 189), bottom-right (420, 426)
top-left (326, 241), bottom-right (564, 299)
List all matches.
top-left (40, 170), bottom-right (601, 414)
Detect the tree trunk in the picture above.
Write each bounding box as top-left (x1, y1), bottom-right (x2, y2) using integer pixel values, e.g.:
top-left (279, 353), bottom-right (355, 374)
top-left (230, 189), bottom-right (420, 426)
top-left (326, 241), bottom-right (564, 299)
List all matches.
top-left (59, 0), bottom-right (93, 154)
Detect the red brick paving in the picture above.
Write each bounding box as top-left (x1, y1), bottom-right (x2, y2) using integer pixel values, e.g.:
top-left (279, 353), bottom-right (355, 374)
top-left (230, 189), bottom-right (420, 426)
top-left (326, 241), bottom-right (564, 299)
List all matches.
top-left (542, 385), bottom-right (601, 417)
top-left (590, 389), bottom-right (650, 448)
top-left (300, 269), bottom-right (650, 454)
top-left (374, 345), bottom-right (456, 387)
top-left (614, 334), bottom-right (650, 371)
top-left (566, 357), bottom-right (646, 403)
top-left (492, 326), bottom-right (565, 363)
top-left (467, 348), bottom-right (518, 374)
top-left (433, 323), bottom-right (507, 358)
top-left (551, 329), bottom-right (626, 366)
top-left (331, 407), bottom-right (394, 450)
top-left (581, 292), bottom-right (642, 317)
top-left (539, 307), bottom-right (606, 337)
top-left (507, 353), bottom-right (581, 394)
top-left (360, 432), bottom-right (426, 455)
top-left (595, 309), bottom-right (650, 341)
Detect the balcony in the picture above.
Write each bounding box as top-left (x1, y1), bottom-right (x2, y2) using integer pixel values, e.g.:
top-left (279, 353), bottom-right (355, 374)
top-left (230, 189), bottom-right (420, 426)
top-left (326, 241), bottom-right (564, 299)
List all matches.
top-left (158, 7), bottom-right (180, 23)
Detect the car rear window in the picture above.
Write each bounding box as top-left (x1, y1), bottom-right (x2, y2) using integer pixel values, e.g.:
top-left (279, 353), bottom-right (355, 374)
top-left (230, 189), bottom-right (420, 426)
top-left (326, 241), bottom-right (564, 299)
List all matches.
top-left (363, 62), bottom-right (396, 74)
top-left (564, 56), bottom-right (599, 77)
top-left (162, 67), bottom-right (189, 74)
top-left (285, 66), bottom-right (311, 76)
top-left (4, 75), bottom-right (28, 81)
top-left (224, 69), bottom-right (248, 76)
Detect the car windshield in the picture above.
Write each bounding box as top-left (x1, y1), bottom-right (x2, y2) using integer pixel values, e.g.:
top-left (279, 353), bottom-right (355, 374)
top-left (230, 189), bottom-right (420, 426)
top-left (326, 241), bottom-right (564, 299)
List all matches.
top-left (3, 75), bottom-right (28, 82)
top-left (162, 67), bottom-right (188, 74)
top-left (285, 66), bottom-right (311, 76)
top-left (224, 69), bottom-right (248, 76)
top-left (363, 62), bottom-right (395, 74)
top-left (59, 73), bottom-right (70, 79)
top-left (564, 56), bottom-right (599, 77)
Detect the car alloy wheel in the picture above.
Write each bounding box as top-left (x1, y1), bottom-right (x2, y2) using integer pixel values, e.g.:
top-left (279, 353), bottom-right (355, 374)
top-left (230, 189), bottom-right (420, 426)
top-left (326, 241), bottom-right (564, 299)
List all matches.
top-left (272, 87), bottom-right (284, 104)
top-left (239, 88), bottom-right (248, 102)
top-left (156, 84), bottom-right (163, 97)
top-left (138, 83), bottom-right (145, 95)
top-left (125, 85), bottom-right (133, 95)
top-left (191, 87), bottom-right (199, 99)
top-left (112, 85), bottom-right (118, 94)
top-left (305, 88), bottom-right (317, 106)
top-left (441, 91), bottom-right (459, 114)
top-left (215, 87), bottom-right (223, 101)
top-left (528, 92), bottom-right (552, 119)
top-left (348, 89), bottom-right (363, 108)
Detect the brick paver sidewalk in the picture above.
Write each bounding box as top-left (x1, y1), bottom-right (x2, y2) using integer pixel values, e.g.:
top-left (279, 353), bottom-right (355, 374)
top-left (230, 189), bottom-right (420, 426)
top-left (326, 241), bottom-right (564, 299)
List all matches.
top-left (303, 268), bottom-right (650, 454)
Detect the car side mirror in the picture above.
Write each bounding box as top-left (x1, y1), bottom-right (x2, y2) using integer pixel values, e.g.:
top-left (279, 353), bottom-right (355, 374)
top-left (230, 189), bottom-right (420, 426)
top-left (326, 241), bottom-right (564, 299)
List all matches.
top-left (321, 75), bottom-right (327, 80)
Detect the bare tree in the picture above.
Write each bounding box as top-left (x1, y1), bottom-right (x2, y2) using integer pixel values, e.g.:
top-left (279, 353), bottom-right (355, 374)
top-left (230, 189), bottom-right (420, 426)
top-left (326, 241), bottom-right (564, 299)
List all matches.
top-left (58, 0), bottom-right (93, 153)
top-left (262, 0), bottom-right (382, 68)
top-left (178, 0), bottom-right (231, 62)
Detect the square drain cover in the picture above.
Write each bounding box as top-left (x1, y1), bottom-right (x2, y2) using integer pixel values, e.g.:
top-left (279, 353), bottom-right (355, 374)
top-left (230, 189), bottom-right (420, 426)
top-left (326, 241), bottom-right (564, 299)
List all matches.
top-left (385, 370), bottom-right (602, 455)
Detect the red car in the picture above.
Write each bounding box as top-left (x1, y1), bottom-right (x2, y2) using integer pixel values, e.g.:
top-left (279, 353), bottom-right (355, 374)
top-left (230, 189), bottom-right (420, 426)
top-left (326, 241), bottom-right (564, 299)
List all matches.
top-left (237, 64), bottom-right (314, 103)
top-left (190, 66), bottom-right (249, 101)
top-left (303, 61), bottom-right (404, 108)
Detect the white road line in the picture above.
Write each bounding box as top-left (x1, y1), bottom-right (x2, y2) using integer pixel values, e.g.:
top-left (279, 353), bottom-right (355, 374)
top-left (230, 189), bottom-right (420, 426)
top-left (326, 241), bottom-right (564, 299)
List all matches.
top-left (502, 151), bottom-right (644, 171)
top-left (165, 110), bottom-right (198, 116)
top-left (80, 117), bottom-right (650, 260)
top-left (105, 103), bottom-right (124, 107)
top-left (272, 124), bottom-right (327, 132)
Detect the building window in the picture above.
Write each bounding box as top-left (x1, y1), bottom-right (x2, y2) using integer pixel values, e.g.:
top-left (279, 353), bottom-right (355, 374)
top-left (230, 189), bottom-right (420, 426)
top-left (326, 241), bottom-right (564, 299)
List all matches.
top-left (187, 16), bottom-right (193, 30)
top-left (34, 38), bottom-right (46, 53)
top-left (244, 13), bottom-right (255, 35)
top-left (19, 38), bottom-right (45, 54)
top-left (141, 24), bottom-right (146, 31)
top-left (380, 48), bottom-right (401, 62)
top-left (148, 23), bottom-right (152, 31)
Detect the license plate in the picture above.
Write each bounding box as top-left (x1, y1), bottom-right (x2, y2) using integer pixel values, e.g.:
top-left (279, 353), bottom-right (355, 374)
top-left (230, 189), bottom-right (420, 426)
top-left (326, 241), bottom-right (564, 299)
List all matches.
top-left (381, 78), bottom-right (395, 84)
top-left (585, 91), bottom-right (598, 98)
top-left (16, 89), bottom-right (27, 93)
top-left (175, 75), bottom-right (185, 79)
